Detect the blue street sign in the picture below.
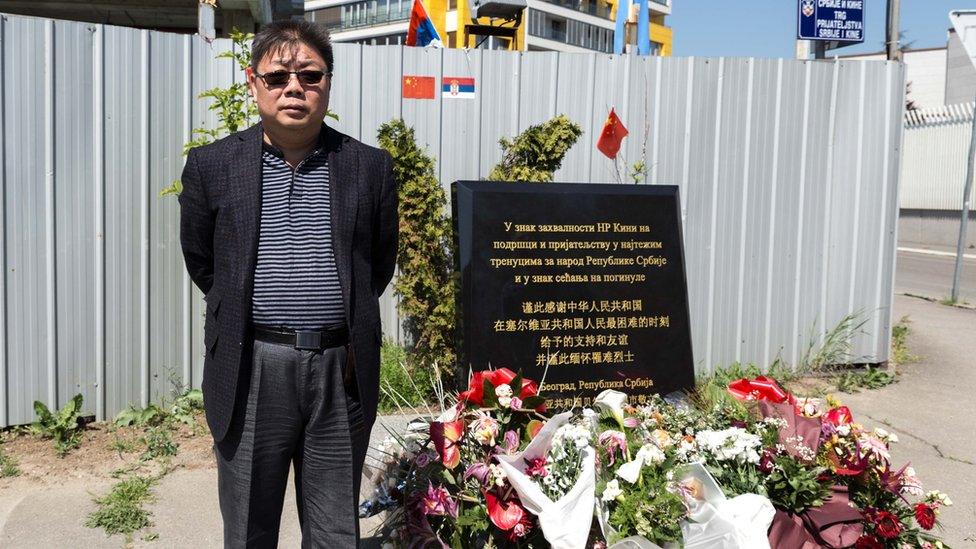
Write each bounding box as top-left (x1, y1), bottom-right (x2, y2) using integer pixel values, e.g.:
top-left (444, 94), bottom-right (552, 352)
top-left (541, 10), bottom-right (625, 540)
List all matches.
top-left (798, 0), bottom-right (865, 43)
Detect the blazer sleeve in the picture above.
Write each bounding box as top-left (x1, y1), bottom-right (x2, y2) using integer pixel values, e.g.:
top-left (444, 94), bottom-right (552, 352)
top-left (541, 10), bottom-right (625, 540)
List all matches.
top-left (178, 148), bottom-right (215, 295)
top-left (372, 151), bottom-right (399, 296)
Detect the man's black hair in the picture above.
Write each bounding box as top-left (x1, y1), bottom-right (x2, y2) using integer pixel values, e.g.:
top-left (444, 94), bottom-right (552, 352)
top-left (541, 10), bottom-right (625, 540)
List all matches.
top-left (251, 20), bottom-right (334, 75)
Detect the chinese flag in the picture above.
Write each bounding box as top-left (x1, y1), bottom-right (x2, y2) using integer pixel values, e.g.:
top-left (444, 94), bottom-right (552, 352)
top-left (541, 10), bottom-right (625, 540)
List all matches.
top-left (402, 75), bottom-right (436, 99)
top-left (596, 107), bottom-right (628, 159)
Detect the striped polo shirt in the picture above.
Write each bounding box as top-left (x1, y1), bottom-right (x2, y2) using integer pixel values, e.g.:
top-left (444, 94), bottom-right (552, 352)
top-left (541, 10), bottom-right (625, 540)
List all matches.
top-left (251, 134), bottom-right (346, 330)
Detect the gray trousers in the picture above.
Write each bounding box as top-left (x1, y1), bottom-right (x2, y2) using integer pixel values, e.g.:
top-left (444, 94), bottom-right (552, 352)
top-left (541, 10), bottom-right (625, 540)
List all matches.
top-left (215, 339), bottom-right (368, 548)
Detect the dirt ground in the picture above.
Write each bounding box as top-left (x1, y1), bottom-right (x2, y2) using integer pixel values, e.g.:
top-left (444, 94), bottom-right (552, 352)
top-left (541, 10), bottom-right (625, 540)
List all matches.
top-left (0, 413), bottom-right (215, 490)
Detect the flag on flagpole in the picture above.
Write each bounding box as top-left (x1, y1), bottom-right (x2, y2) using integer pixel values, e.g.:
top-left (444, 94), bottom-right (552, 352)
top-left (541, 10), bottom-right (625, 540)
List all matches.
top-left (596, 108), bottom-right (628, 159)
top-left (406, 0), bottom-right (444, 48)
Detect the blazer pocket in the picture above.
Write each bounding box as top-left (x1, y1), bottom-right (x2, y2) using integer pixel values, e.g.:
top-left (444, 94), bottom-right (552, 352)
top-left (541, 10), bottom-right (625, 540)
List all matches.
top-left (204, 325), bottom-right (219, 358)
top-left (204, 294), bottom-right (221, 357)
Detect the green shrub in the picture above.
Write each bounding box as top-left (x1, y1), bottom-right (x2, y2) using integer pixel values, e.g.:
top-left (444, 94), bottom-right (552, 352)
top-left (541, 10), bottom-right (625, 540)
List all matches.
top-left (32, 393), bottom-right (85, 458)
top-left (377, 119), bottom-right (456, 375)
top-left (379, 339), bottom-right (431, 413)
top-left (488, 115), bottom-right (583, 182)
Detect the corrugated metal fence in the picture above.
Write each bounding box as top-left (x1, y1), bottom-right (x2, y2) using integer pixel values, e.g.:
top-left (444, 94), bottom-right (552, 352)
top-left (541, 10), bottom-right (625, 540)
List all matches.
top-left (0, 13), bottom-right (904, 427)
top-left (902, 103), bottom-right (976, 211)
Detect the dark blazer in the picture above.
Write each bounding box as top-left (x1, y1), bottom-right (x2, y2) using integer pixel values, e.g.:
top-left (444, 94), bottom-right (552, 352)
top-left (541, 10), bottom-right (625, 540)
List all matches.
top-left (178, 122), bottom-right (398, 443)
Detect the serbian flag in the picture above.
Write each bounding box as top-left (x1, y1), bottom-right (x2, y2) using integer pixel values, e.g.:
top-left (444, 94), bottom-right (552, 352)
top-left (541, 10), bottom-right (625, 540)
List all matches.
top-left (406, 0), bottom-right (444, 48)
top-left (596, 107), bottom-right (628, 159)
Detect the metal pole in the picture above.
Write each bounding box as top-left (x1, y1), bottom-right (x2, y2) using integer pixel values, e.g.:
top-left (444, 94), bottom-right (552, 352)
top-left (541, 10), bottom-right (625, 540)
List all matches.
top-left (951, 99), bottom-right (976, 302)
top-left (814, 40), bottom-right (827, 60)
top-left (886, 0), bottom-right (902, 61)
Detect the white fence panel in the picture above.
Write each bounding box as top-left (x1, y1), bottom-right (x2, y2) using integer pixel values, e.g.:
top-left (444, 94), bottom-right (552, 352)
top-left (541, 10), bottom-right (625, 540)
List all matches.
top-left (0, 13), bottom-right (904, 426)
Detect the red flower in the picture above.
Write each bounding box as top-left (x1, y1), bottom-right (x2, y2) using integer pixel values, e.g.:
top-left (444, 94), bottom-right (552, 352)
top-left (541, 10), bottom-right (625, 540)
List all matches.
top-left (726, 376), bottom-right (791, 403)
top-left (824, 406), bottom-right (854, 426)
top-left (430, 420), bottom-right (464, 469)
top-left (504, 510), bottom-right (533, 541)
top-left (871, 509), bottom-right (903, 539)
top-left (854, 535), bottom-right (884, 549)
top-left (485, 489), bottom-right (525, 531)
top-left (524, 457), bottom-right (548, 478)
top-left (458, 368), bottom-right (542, 409)
top-left (915, 502), bottom-right (937, 530)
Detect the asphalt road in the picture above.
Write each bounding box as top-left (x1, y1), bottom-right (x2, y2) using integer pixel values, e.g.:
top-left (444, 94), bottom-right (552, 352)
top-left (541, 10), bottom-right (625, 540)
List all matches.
top-left (895, 247), bottom-right (976, 305)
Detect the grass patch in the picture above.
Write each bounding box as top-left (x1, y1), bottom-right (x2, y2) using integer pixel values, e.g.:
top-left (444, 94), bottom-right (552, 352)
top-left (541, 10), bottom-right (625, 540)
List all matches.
top-left (109, 432), bottom-right (139, 457)
top-left (379, 339), bottom-right (433, 413)
top-left (85, 474), bottom-right (156, 538)
top-left (836, 367), bottom-right (896, 393)
top-left (890, 315), bottom-right (918, 366)
top-left (0, 444), bottom-right (20, 477)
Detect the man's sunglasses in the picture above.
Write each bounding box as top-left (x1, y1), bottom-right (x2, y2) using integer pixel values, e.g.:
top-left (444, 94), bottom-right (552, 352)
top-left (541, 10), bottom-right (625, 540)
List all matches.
top-left (255, 70), bottom-right (330, 86)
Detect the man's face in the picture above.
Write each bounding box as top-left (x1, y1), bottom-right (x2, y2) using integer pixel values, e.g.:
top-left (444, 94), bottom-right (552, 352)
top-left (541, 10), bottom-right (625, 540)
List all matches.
top-left (246, 42), bottom-right (331, 132)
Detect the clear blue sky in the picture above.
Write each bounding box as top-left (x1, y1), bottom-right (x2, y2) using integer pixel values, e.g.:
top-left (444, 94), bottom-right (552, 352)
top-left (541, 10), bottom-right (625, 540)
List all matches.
top-left (671, 0), bottom-right (976, 58)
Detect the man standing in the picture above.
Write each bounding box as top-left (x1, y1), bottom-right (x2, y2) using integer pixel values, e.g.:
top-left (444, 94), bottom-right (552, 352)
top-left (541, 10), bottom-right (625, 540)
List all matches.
top-left (178, 21), bottom-right (398, 547)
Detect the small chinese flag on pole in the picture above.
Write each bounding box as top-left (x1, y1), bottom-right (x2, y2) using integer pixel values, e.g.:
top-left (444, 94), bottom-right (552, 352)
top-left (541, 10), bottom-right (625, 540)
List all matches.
top-left (596, 107), bottom-right (629, 159)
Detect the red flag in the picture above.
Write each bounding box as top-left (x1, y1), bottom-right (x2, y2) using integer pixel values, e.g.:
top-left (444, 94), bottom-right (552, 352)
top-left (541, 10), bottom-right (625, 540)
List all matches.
top-left (596, 107), bottom-right (628, 159)
top-left (402, 75), bottom-right (436, 99)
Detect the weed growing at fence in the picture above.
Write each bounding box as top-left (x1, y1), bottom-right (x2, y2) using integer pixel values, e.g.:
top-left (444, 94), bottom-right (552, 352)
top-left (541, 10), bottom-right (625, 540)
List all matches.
top-left (85, 474), bottom-right (156, 539)
top-left (109, 432), bottom-right (139, 458)
top-left (31, 393), bottom-right (85, 458)
top-left (797, 312), bottom-right (870, 373)
top-left (836, 367), bottom-right (897, 393)
top-left (0, 443), bottom-right (20, 477)
top-left (890, 315), bottom-right (918, 366)
top-left (140, 426), bottom-right (179, 461)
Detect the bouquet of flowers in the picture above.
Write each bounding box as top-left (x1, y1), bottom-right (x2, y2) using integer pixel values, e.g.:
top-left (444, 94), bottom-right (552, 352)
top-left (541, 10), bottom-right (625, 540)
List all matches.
top-left (362, 370), bottom-right (951, 549)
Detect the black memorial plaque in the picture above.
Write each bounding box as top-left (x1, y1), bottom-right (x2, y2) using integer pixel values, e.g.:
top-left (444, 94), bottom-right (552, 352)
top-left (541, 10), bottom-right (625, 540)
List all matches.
top-left (453, 181), bottom-right (695, 409)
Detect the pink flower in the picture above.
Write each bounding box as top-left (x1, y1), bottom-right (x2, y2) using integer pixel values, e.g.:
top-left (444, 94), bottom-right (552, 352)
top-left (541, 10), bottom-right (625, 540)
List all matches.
top-left (414, 451), bottom-right (434, 468)
top-left (469, 412), bottom-right (500, 446)
top-left (422, 483), bottom-right (458, 518)
top-left (524, 457), bottom-right (548, 478)
top-left (510, 396), bottom-right (523, 410)
top-left (464, 462), bottom-right (490, 485)
top-left (598, 430), bottom-right (628, 465)
top-left (623, 416), bottom-right (640, 428)
top-left (503, 430), bottom-right (520, 454)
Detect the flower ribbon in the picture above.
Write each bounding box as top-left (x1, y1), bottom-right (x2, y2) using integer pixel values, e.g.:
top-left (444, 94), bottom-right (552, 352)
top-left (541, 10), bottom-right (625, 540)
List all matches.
top-left (459, 368), bottom-right (540, 407)
top-left (767, 486), bottom-right (864, 548)
top-left (727, 376), bottom-right (792, 404)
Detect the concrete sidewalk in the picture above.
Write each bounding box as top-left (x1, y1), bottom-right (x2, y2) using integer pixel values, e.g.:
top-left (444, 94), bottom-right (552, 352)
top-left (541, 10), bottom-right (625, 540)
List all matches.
top-left (840, 295), bottom-right (976, 546)
top-left (0, 295), bottom-right (972, 547)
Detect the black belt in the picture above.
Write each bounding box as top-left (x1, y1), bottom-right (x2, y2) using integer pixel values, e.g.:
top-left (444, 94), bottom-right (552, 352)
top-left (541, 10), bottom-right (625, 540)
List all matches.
top-left (252, 324), bottom-right (349, 351)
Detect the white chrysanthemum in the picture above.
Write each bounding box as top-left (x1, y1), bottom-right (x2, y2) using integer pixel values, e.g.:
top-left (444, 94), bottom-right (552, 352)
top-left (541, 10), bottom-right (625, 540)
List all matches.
top-left (695, 427), bottom-right (762, 464)
top-left (602, 479), bottom-right (623, 502)
top-left (636, 443), bottom-right (666, 465)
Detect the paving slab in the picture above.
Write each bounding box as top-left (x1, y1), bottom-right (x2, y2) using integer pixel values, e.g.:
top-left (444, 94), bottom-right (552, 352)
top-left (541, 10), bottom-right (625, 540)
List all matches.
top-left (840, 295), bottom-right (976, 546)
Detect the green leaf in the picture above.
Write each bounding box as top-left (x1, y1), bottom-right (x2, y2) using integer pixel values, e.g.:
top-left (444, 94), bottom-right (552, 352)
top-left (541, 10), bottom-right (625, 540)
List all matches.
top-left (481, 378), bottom-right (498, 408)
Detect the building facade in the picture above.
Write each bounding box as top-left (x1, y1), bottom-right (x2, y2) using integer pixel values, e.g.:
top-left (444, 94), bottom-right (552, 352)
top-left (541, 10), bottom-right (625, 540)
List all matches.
top-left (304, 0), bottom-right (672, 54)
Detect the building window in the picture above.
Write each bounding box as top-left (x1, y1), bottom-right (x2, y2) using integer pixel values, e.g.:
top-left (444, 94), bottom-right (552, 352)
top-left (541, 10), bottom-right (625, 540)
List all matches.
top-left (308, 0), bottom-right (411, 32)
top-left (527, 10), bottom-right (613, 52)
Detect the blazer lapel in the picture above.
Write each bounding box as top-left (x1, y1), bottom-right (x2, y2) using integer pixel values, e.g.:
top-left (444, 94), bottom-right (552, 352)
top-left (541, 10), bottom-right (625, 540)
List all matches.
top-left (232, 124), bottom-right (264, 300)
top-left (325, 126), bottom-right (359, 325)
